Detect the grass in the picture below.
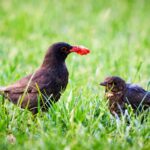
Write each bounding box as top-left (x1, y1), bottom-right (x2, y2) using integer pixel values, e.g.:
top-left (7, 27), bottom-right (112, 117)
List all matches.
top-left (0, 0), bottom-right (150, 149)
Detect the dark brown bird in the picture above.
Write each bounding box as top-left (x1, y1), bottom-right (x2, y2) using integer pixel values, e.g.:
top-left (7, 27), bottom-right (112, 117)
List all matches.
top-left (100, 76), bottom-right (150, 116)
top-left (0, 42), bottom-right (90, 114)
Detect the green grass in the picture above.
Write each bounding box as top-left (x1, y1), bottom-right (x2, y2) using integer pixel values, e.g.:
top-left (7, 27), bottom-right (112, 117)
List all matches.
top-left (0, 0), bottom-right (150, 149)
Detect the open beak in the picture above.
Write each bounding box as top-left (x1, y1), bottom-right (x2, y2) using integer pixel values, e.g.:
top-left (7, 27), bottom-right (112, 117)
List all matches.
top-left (100, 82), bottom-right (107, 86)
top-left (70, 46), bottom-right (90, 55)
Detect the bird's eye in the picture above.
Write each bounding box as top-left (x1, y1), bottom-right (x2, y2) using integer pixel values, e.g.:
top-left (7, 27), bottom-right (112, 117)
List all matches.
top-left (113, 82), bottom-right (117, 85)
top-left (61, 47), bottom-right (67, 52)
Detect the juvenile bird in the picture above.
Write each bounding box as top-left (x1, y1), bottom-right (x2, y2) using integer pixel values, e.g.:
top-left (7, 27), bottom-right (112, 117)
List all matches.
top-left (0, 42), bottom-right (90, 114)
top-left (100, 76), bottom-right (150, 116)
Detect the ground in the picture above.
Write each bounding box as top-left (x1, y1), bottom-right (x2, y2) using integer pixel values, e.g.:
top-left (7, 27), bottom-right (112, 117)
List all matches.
top-left (0, 0), bottom-right (150, 149)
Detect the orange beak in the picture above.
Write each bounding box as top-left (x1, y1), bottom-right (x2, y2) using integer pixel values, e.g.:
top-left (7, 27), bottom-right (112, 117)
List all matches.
top-left (70, 46), bottom-right (90, 55)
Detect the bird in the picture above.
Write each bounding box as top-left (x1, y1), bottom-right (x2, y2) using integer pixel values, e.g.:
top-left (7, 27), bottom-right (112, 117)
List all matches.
top-left (100, 76), bottom-right (150, 116)
top-left (0, 42), bottom-right (90, 114)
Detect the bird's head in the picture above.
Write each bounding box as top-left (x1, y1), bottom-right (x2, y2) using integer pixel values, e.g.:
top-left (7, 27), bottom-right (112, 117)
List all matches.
top-left (44, 42), bottom-right (90, 63)
top-left (100, 76), bottom-right (126, 94)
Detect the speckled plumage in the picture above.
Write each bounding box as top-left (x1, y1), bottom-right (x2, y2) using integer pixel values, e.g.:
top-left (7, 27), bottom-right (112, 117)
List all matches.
top-left (100, 76), bottom-right (150, 116)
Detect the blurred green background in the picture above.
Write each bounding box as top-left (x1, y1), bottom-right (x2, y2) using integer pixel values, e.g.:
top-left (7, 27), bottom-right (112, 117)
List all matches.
top-left (0, 0), bottom-right (150, 150)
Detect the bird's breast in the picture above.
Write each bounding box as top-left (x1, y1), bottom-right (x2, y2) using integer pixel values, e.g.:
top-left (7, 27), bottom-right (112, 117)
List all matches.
top-left (53, 65), bottom-right (68, 88)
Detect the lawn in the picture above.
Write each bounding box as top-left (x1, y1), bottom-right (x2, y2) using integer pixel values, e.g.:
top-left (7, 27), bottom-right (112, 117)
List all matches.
top-left (0, 0), bottom-right (150, 149)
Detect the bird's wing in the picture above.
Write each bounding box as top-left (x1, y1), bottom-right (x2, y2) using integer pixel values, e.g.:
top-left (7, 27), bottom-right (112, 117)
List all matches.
top-left (4, 69), bottom-right (52, 94)
top-left (125, 84), bottom-right (150, 106)
top-left (4, 74), bottom-right (33, 93)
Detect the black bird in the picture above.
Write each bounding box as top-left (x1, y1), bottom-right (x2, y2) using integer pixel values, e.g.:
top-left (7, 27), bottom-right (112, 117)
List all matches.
top-left (0, 42), bottom-right (90, 114)
top-left (100, 76), bottom-right (150, 116)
